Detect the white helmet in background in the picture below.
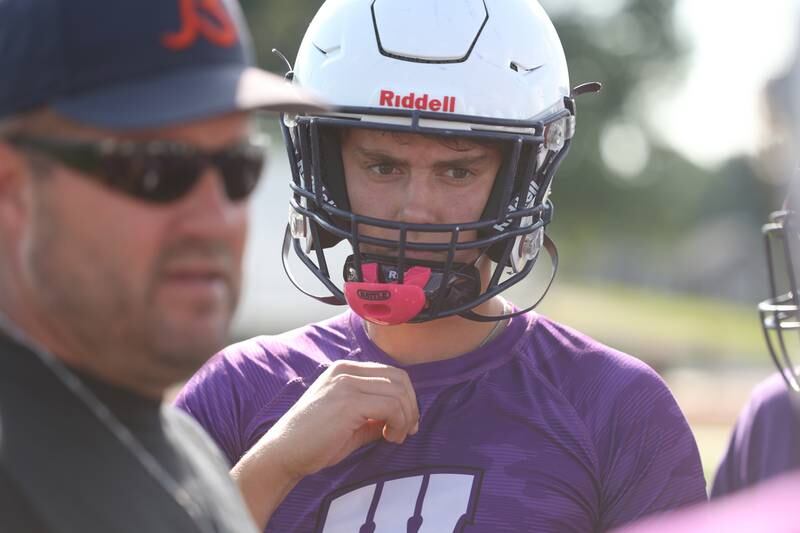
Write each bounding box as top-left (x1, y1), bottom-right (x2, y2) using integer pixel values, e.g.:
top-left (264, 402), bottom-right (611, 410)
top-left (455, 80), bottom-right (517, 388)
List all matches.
top-left (281, 0), bottom-right (591, 325)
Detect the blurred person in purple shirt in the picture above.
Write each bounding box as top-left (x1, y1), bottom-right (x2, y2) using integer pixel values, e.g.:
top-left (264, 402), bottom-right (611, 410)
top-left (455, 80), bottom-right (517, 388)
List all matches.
top-left (616, 186), bottom-right (800, 532)
top-left (176, 0), bottom-right (707, 530)
top-left (614, 29), bottom-right (800, 533)
top-left (711, 42), bottom-right (800, 500)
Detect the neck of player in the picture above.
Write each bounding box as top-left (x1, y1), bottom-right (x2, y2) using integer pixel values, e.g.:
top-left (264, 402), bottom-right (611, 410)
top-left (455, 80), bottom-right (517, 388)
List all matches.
top-left (364, 295), bottom-right (508, 366)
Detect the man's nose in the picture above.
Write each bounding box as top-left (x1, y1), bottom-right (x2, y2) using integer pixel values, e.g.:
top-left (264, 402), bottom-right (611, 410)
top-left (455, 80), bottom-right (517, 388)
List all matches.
top-left (397, 175), bottom-right (439, 225)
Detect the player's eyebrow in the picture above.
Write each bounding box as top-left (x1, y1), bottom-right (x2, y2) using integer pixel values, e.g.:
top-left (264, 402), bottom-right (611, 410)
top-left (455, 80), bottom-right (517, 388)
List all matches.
top-left (433, 154), bottom-right (491, 169)
top-left (355, 149), bottom-right (492, 169)
top-left (355, 148), bottom-right (408, 166)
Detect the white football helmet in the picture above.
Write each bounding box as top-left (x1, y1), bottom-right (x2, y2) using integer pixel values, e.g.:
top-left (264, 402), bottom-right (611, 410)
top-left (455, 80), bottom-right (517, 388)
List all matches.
top-left (281, 0), bottom-right (592, 325)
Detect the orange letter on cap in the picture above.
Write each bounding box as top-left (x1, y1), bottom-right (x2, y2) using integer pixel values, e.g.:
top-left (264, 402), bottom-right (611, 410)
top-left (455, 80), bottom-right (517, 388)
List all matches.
top-left (162, 0), bottom-right (238, 51)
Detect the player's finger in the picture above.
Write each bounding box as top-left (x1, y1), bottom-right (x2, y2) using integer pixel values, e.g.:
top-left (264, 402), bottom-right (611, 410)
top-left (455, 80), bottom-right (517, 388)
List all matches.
top-left (327, 373), bottom-right (416, 437)
top-left (355, 394), bottom-right (410, 443)
top-left (336, 374), bottom-right (418, 437)
top-left (327, 362), bottom-right (419, 430)
top-left (375, 366), bottom-right (418, 431)
top-left (351, 419), bottom-right (386, 448)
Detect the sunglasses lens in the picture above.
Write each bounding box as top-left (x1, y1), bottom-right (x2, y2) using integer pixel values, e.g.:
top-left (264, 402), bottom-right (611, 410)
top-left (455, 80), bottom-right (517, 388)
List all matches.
top-left (104, 152), bottom-right (200, 203)
top-left (217, 150), bottom-right (265, 201)
top-left (11, 136), bottom-right (265, 204)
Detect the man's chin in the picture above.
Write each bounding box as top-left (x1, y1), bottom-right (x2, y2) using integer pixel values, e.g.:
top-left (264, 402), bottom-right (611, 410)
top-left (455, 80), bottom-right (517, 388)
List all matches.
top-left (149, 313), bottom-right (233, 374)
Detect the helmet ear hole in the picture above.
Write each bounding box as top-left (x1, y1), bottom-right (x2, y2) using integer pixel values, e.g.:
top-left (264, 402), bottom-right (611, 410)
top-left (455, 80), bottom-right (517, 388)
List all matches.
top-left (309, 126), bottom-right (352, 249)
top-left (318, 127), bottom-right (351, 211)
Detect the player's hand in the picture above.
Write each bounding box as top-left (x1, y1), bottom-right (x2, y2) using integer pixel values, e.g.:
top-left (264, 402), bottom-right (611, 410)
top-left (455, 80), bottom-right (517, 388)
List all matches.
top-left (231, 360), bottom-right (419, 528)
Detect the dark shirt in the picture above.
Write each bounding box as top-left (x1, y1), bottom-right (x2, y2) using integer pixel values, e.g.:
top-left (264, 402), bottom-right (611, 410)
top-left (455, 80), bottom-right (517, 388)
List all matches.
top-left (0, 330), bottom-right (257, 533)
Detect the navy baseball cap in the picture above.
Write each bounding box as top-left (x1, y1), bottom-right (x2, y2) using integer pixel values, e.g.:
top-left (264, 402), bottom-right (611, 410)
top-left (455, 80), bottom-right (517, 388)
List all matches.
top-left (0, 0), bottom-right (324, 129)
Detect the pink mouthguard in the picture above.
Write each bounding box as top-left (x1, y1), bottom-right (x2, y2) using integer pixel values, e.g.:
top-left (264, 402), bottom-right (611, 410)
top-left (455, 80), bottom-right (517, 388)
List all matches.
top-left (344, 263), bottom-right (431, 325)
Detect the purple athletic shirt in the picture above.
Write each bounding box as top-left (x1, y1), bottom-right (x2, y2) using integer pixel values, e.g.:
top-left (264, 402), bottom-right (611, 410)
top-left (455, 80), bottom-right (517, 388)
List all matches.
top-left (615, 471), bottom-right (800, 533)
top-left (175, 311), bottom-right (706, 532)
top-left (711, 372), bottom-right (800, 498)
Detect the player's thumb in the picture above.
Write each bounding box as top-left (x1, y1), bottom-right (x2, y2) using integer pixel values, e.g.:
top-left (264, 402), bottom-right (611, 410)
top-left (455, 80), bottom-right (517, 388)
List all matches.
top-left (351, 419), bottom-right (385, 449)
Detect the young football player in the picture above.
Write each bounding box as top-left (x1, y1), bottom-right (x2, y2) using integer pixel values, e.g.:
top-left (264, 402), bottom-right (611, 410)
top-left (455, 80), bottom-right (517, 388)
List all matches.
top-left (176, 0), bottom-right (707, 530)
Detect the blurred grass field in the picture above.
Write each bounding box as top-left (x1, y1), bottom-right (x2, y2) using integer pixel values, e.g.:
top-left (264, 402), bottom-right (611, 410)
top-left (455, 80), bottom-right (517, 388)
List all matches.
top-left (535, 282), bottom-right (766, 368)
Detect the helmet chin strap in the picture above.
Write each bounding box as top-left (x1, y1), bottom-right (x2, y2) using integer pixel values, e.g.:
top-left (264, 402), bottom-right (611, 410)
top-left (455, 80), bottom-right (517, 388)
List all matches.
top-left (459, 233), bottom-right (559, 322)
top-left (342, 232), bottom-right (558, 325)
top-left (342, 253), bottom-right (483, 326)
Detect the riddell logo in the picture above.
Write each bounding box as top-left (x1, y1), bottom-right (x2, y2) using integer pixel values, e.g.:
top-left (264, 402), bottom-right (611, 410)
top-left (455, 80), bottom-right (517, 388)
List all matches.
top-left (379, 90), bottom-right (457, 113)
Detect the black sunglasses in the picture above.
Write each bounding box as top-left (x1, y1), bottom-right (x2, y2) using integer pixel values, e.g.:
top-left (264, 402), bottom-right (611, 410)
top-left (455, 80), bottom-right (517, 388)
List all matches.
top-left (7, 134), bottom-right (268, 204)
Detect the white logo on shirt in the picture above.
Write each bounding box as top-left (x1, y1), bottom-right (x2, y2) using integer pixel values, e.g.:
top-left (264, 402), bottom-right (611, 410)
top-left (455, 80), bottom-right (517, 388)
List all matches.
top-left (316, 468), bottom-right (482, 532)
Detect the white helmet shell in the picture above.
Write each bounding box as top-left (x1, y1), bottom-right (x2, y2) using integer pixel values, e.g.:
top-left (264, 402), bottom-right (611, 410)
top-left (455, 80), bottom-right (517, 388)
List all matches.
top-left (281, 0), bottom-right (577, 324)
top-left (293, 0), bottom-right (570, 123)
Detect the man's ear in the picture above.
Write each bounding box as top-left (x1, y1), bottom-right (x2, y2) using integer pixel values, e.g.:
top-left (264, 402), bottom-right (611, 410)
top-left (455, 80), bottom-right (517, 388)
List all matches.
top-left (0, 141), bottom-right (33, 237)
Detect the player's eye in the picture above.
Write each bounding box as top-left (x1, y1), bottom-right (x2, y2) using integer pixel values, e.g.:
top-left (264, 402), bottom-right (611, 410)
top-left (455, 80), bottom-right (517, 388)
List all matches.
top-left (443, 167), bottom-right (474, 180)
top-left (367, 163), bottom-right (402, 176)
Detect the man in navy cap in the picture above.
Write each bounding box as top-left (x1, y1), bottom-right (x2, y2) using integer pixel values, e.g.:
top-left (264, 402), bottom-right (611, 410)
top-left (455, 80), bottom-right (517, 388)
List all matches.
top-left (0, 1), bottom-right (420, 531)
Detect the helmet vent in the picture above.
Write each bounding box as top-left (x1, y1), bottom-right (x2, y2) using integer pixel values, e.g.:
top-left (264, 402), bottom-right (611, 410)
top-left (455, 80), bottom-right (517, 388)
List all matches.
top-left (371, 0), bottom-right (488, 64)
top-left (510, 61), bottom-right (543, 75)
